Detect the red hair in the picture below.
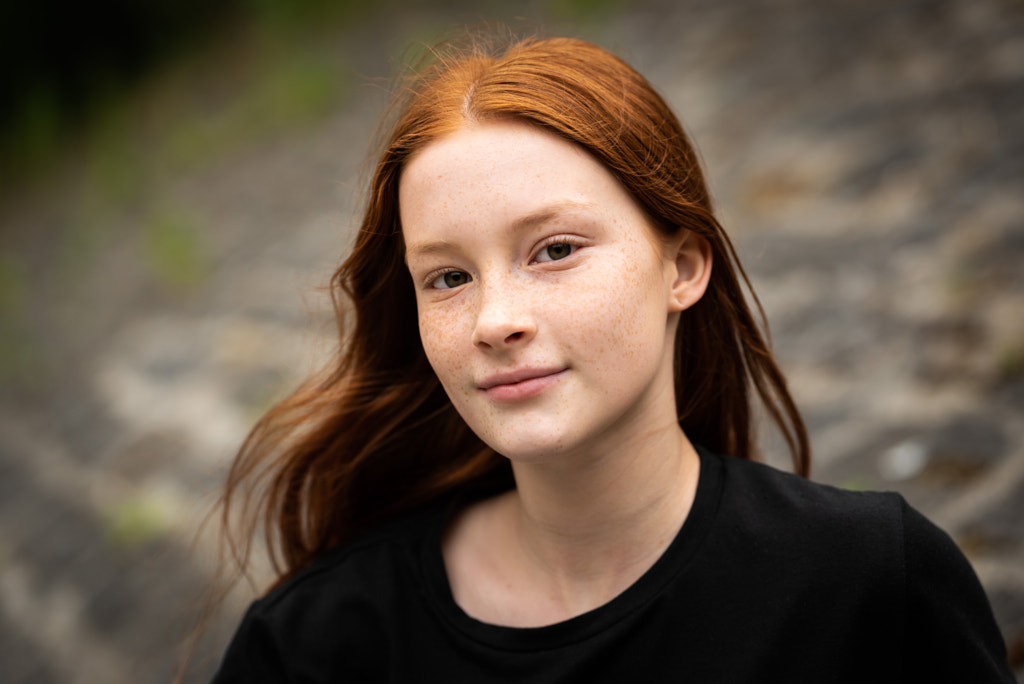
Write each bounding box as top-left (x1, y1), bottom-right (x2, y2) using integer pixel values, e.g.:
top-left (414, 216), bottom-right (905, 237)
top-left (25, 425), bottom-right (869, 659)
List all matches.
top-left (220, 35), bottom-right (810, 591)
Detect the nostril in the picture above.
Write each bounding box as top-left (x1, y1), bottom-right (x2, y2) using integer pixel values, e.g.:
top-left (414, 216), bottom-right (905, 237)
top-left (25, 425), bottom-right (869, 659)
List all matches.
top-left (505, 332), bottom-right (523, 342)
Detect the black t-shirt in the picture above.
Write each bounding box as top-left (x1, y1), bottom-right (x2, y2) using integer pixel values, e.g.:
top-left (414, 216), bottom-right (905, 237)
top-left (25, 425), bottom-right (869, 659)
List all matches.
top-left (212, 447), bottom-right (1013, 682)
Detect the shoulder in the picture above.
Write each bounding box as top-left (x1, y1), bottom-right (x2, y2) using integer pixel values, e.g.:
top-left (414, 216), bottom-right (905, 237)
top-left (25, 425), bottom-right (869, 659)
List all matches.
top-left (711, 452), bottom-right (977, 575)
top-left (705, 451), bottom-right (1013, 680)
top-left (262, 506), bottom-right (436, 611)
top-left (212, 501), bottom-right (447, 683)
top-left (712, 450), bottom-right (905, 546)
top-left (899, 498), bottom-right (1014, 678)
top-left (703, 451), bottom-right (910, 599)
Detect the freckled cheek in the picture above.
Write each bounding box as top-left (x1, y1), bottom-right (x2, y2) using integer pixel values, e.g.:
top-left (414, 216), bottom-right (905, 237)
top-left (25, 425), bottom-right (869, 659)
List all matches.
top-left (554, 260), bottom-right (665, 370)
top-left (418, 308), bottom-right (472, 389)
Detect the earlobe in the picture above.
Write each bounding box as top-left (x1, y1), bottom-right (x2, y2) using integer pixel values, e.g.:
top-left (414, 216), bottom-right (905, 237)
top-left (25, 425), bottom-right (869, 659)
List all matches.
top-left (668, 232), bottom-right (712, 313)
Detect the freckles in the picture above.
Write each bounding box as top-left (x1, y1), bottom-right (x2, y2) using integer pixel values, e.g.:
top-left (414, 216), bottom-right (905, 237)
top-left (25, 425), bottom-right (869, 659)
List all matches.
top-left (570, 240), bottom-right (665, 378)
top-left (419, 311), bottom-right (468, 384)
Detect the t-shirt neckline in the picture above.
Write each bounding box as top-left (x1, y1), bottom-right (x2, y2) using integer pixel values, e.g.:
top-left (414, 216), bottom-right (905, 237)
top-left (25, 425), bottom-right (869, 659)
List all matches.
top-left (419, 445), bottom-right (725, 652)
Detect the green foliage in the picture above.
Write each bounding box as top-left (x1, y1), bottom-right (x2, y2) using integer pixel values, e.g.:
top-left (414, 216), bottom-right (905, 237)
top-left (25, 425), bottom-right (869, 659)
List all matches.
top-left (161, 50), bottom-right (348, 171)
top-left (550, 0), bottom-right (624, 22)
top-left (1, 1), bottom-right (355, 192)
top-left (143, 211), bottom-right (209, 291)
top-left (87, 101), bottom-right (145, 207)
top-left (838, 475), bottom-right (874, 491)
top-left (241, 0), bottom-right (374, 34)
top-left (257, 53), bottom-right (347, 126)
top-left (0, 325), bottom-right (42, 391)
top-left (998, 344), bottom-right (1024, 381)
top-left (0, 254), bottom-right (26, 317)
top-left (103, 496), bottom-right (169, 548)
top-left (0, 256), bottom-right (43, 390)
top-left (3, 85), bottom-right (62, 179)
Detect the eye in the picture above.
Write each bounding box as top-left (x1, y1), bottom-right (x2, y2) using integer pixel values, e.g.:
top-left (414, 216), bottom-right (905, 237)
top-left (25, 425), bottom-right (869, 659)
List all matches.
top-left (534, 242), bottom-right (579, 263)
top-left (430, 270), bottom-right (472, 289)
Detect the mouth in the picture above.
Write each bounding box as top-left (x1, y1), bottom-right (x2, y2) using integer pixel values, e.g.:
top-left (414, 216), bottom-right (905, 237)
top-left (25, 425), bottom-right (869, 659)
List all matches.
top-left (478, 367), bottom-right (566, 402)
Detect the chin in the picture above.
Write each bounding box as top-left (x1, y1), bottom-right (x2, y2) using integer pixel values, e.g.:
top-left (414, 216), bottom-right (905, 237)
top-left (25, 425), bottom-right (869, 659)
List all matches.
top-left (479, 430), bottom-right (584, 465)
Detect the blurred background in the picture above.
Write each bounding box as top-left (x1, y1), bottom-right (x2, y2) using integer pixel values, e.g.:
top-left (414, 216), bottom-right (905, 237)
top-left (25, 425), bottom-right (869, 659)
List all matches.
top-left (1, 0), bottom-right (1022, 680)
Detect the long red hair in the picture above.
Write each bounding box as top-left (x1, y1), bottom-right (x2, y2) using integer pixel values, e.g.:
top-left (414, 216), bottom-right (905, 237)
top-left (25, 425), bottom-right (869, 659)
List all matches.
top-left (220, 34), bottom-right (810, 591)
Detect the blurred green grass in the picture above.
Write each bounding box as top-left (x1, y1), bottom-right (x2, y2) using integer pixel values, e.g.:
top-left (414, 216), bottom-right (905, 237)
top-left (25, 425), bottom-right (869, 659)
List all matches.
top-left (1, 0), bottom-right (625, 198)
top-left (0, 0), bottom-right (372, 187)
top-left (143, 211), bottom-right (210, 292)
top-left (0, 255), bottom-right (44, 390)
top-left (2, 10), bottom-right (359, 300)
top-left (0, 5), bottom-right (362, 397)
top-left (102, 495), bottom-right (171, 549)
top-left (999, 345), bottom-right (1024, 383)
top-left (160, 50), bottom-right (349, 172)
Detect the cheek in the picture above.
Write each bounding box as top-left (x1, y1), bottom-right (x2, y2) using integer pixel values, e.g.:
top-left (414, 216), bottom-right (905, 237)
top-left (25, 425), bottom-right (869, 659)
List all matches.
top-left (560, 254), bottom-right (667, 360)
top-left (417, 305), bottom-right (469, 387)
top-left (552, 273), bottom-right (668, 410)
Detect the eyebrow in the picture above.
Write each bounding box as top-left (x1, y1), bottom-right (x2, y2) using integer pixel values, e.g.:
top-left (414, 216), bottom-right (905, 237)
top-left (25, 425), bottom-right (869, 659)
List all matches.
top-left (404, 200), bottom-right (598, 263)
top-left (404, 239), bottom-right (459, 262)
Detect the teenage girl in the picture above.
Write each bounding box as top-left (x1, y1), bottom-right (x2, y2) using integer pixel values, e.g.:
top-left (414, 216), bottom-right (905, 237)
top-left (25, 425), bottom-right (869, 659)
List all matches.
top-left (210, 36), bottom-right (1013, 682)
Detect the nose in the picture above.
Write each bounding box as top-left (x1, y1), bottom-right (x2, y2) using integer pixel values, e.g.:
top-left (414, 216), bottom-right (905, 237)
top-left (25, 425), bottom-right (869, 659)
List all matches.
top-left (471, 279), bottom-right (536, 350)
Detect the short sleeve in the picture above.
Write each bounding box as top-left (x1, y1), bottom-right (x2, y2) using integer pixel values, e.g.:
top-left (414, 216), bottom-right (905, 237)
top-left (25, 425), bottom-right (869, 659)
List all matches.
top-left (900, 497), bottom-right (1014, 682)
top-left (210, 601), bottom-right (289, 684)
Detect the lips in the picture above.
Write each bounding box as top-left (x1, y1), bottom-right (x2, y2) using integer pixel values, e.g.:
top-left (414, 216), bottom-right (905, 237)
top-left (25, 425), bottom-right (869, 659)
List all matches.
top-left (478, 367), bottom-right (566, 402)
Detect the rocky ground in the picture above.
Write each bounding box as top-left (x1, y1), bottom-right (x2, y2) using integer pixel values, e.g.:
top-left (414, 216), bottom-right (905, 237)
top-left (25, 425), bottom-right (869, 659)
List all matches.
top-left (0, 0), bottom-right (1022, 681)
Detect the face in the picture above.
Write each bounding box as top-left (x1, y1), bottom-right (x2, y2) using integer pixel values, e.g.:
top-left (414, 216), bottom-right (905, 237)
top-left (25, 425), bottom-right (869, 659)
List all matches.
top-left (400, 120), bottom-right (704, 464)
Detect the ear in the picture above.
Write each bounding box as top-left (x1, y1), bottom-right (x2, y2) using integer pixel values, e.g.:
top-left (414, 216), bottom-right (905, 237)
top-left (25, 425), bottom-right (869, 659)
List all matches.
top-left (667, 230), bottom-right (712, 313)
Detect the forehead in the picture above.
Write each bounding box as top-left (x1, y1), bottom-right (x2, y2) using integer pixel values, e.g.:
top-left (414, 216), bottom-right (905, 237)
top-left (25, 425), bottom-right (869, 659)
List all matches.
top-left (402, 120), bottom-right (602, 191)
top-left (398, 120), bottom-right (646, 239)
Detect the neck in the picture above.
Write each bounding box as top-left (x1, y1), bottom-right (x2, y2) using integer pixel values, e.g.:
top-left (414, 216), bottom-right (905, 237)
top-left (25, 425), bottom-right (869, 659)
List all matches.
top-left (505, 422), bottom-right (700, 614)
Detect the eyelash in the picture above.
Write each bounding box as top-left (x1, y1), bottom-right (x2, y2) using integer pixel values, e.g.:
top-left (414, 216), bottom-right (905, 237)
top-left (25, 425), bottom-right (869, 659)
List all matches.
top-left (532, 235), bottom-right (586, 263)
top-left (422, 235), bottom-right (587, 290)
top-left (425, 267), bottom-right (469, 290)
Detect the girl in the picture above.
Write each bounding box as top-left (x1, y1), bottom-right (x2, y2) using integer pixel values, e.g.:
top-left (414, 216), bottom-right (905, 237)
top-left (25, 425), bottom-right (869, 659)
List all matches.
top-left (210, 35), bottom-right (1012, 681)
